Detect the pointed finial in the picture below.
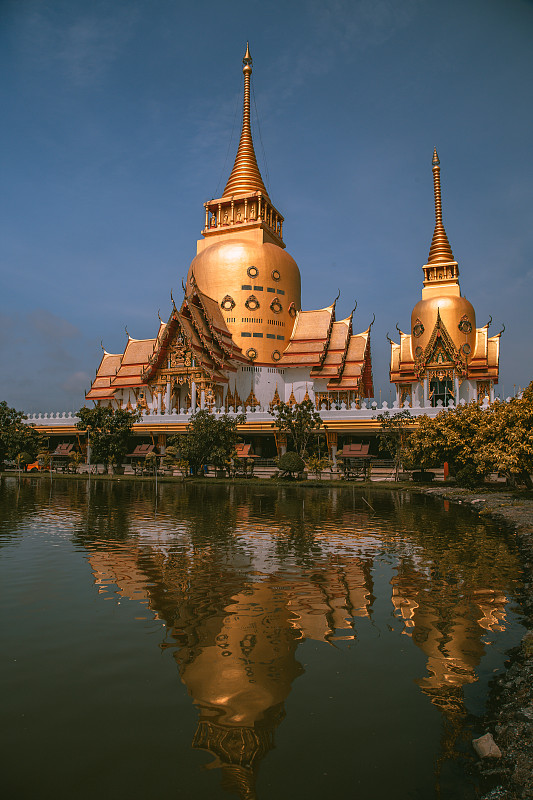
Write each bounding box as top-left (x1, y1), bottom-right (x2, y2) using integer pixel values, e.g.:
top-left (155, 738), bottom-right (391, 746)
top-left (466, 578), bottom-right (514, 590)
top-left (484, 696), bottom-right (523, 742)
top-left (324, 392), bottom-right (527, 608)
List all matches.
top-left (125, 325), bottom-right (130, 338)
top-left (334, 288), bottom-right (341, 303)
top-left (100, 340), bottom-right (105, 351)
top-left (223, 46), bottom-right (268, 197)
top-left (243, 42), bottom-right (252, 71)
top-left (427, 148), bottom-right (455, 264)
top-left (369, 313), bottom-right (376, 330)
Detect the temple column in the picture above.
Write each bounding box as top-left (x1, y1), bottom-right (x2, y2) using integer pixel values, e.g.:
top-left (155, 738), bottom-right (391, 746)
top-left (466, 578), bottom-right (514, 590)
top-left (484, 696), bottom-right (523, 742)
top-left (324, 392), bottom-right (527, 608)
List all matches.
top-left (191, 381), bottom-right (197, 412)
top-left (454, 375), bottom-right (460, 404)
top-left (157, 389), bottom-right (162, 415)
top-left (423, 378), bottom-right (429, 407)
top-left (200, 389), bottom-right (205, 409)
top-left (165, 381), bottom-right (171, 414)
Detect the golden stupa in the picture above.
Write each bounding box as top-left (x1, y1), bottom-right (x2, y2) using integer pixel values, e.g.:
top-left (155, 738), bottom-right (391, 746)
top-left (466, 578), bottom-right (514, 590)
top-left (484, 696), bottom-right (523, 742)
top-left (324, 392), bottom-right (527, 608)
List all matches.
top-left (390, 149), bottom-right (501, 407)
top-left (410, 148), bottom-right (476, 356)
top-left (187, 44), bottom-right (302, 366)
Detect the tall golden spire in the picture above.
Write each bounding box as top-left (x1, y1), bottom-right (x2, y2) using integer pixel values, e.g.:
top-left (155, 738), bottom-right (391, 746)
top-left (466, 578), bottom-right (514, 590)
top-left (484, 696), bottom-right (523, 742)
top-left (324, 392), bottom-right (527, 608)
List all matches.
top-left (427, 148), bottom-right (455, 263)
top-left (223, 43), bottom-right (268, 198)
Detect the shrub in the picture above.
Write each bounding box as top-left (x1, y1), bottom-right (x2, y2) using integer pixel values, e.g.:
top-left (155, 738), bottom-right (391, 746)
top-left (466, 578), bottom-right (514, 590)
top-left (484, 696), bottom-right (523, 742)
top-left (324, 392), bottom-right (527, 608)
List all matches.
top-left (278, 451), bottom-right (305, 478)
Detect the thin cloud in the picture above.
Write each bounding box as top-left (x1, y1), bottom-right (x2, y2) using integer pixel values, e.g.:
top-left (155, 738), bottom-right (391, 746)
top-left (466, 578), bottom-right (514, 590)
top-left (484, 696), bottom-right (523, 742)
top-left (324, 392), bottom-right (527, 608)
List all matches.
top-left (20, 1), bottom-right (138, 87)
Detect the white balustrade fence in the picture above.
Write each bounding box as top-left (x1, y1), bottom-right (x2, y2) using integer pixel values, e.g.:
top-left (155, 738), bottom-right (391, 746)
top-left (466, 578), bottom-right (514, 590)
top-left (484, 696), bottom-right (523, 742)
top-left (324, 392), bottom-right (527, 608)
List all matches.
top-left (23, 396), bottom-right (504, 428)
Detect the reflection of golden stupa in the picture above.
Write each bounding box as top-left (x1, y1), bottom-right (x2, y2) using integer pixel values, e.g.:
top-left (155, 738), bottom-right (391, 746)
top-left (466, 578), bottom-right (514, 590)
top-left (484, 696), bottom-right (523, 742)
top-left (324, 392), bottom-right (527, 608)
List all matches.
top-left (391, 566), bottom-right (509, 715)
top-left (187, 43), bottom-right (301, 366)
top-left (390, 149), bottom-right (501, 407)
top-left (180, 582), bottom-right (302, 799)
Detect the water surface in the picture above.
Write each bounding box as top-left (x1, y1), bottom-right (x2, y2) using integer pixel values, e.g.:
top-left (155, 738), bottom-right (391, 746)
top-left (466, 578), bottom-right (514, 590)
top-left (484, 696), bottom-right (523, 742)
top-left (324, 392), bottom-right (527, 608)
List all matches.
top-left (0, 478), bottom-right (525, 799)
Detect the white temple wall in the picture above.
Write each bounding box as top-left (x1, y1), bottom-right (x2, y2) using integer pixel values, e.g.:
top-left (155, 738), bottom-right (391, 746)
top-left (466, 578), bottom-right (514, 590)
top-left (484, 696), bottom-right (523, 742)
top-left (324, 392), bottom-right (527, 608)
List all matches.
top-left (233, 365), bottom-right (289, 407)
top-left (282, 369), bottom-right (313, 403)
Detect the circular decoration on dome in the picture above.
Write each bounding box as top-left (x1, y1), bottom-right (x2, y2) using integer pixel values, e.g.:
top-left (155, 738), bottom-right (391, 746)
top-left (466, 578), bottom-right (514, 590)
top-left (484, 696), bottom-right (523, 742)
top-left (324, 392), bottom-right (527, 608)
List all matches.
top-left (272, 350), bottom-right (281, 362)
top-left (458, 315), bottom-right (472, 334)
top-left (415, 346), bottom-right (423, 357)
top-left (413, 319), bottom-right (424, 338)
top-left (245, 295), bottom-right (260, 311)
top-left (462, 343), bottom-right (471, 355)
top-left (288, 302), bottom-right (297, 318)
top-left (270, 297), bottom-right (282, 314)
top-left (271, 269), bottom-right (281, 282)
top-left (221, 295), bottom-right (235, 311)
top-left (247, 265), bottom-right (258, 279)
top-left (246, 347), bottom-right (258, 361)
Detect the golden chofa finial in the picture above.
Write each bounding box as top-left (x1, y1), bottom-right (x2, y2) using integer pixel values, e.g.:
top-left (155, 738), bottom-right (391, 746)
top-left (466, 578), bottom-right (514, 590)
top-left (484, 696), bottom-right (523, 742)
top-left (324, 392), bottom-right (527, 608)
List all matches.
top-left (427, 147), bottom-right (455, 264)
top-left (223, 45), bottom-right (268, 198)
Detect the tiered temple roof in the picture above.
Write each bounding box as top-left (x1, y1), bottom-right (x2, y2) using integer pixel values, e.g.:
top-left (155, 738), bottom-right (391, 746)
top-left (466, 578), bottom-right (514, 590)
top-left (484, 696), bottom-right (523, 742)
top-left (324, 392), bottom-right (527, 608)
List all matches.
top-left (278, 304), bottom-right (336, 368)
top-left (280, 299), bottom-right (373, 396)
top-left (86, 286), bottom-right (248, 404)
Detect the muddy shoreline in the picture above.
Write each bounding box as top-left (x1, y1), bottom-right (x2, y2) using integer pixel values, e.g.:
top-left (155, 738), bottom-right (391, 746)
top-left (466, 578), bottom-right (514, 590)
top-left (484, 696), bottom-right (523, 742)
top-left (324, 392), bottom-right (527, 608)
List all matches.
top-left (420, 487), bottom-right (533, 800)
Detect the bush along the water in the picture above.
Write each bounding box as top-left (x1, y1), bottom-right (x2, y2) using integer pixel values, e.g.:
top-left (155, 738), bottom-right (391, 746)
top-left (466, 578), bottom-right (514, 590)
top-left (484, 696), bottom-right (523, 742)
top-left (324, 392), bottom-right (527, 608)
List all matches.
top-left (277, 451), bottom-right (305, 479)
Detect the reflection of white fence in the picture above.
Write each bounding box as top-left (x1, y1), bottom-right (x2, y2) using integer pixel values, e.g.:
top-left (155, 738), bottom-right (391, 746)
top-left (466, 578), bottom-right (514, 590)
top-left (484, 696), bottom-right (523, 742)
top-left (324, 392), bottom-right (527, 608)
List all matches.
top-left (23, 396), bottom-right (495, 427)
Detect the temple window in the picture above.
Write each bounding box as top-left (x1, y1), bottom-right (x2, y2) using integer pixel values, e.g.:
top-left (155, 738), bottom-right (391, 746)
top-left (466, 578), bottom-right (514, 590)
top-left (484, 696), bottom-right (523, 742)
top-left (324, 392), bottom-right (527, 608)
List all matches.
top-left (430, 377), bottom-right (454, 407)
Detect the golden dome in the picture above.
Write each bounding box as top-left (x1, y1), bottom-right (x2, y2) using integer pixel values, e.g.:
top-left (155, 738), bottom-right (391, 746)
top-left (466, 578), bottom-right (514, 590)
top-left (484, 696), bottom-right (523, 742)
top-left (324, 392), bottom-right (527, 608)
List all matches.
top-left (411, 293), bottom-right (476, 357)
top-left (188, 235), bottom-right (301, 364)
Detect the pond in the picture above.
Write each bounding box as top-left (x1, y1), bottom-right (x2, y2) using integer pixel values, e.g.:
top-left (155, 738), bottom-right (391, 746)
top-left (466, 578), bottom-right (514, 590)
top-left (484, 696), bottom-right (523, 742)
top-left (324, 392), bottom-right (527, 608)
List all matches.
top-left (0, 477), bottom-right (525, 799)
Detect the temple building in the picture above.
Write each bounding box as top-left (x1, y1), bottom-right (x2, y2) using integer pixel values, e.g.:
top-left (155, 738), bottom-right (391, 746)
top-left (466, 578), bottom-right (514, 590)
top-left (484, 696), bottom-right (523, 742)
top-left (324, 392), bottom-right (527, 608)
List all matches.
top-left (86, 45), bottom-right (374, 417)
top-left (389, 149), bottom-right (501, 407)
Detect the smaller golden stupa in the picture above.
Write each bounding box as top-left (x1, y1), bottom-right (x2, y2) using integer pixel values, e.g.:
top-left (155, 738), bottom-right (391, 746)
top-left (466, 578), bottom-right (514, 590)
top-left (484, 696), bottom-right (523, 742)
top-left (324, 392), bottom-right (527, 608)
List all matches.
top-left (390, 149), bottom-right (501, 407)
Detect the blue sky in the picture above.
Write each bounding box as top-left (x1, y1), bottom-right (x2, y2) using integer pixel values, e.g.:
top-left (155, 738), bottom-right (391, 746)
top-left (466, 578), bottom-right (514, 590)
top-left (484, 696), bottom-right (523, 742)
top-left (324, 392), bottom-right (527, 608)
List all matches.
top-left (1, 0), bottom-right (532, 412)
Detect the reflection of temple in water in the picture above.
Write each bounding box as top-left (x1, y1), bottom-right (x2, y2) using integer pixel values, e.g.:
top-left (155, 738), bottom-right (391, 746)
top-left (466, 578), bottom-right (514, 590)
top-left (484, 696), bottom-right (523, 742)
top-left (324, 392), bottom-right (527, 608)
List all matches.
top-left (87, 540), bottom-right (377, 797)
top-left (391, 563), bottom-right (508, 713)
top-left (84, 496), bottom-right (513, 799)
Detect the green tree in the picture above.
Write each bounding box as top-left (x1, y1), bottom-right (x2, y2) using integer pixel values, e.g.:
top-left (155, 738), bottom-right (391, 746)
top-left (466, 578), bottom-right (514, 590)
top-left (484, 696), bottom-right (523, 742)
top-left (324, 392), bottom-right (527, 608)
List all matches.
top-left (376, 410), bottom-right (414, 481)
top-left (0, 401), bottom-right (40, 469)
top-left (169, 409), bottom-right (245, 476)
top-left (306, 454), bottom-right (332, 480)
top-left (403, 402), bottom-right (489, 487)
top-left (478, 383), bottom-right (533, 488)
top-left (277, 451), bottom-right (305, 478)
top-left (76, 406), bottom-right (141, 472)
top-left (273, 400), bottom-right (322, 457)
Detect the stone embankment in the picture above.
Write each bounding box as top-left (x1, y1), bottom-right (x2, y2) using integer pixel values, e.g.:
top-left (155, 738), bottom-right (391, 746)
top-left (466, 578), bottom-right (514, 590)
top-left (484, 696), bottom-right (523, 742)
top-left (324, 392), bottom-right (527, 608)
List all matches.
top-left (421, 487), bottom-right (533, 800)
